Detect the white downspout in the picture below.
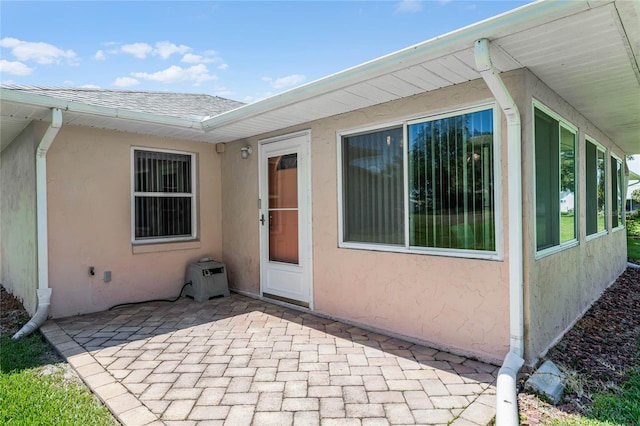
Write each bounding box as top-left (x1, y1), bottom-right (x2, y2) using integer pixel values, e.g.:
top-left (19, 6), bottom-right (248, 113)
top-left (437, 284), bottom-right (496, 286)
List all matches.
top-left (13, 108), bottom-right (62, 339)
top-left (474, 38), bottom-right (525, 425)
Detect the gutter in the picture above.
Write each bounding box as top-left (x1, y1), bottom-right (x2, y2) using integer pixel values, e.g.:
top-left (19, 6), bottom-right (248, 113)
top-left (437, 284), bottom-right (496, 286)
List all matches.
top-left (474, 38), bottom-right (525, 425)
top-left (13, 108), bottom-right (62, 339)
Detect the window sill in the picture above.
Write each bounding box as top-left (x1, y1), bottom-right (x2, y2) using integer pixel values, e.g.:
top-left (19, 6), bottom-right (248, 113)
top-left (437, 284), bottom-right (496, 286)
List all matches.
top-left (585, 231), bottom-right (608, 242)
top-left (535, 239), bottom-right (579, 260)
top-left (612, 225), bottom-right (625, 233)
top-left (339, 241), bottom-right (502, 261)
top-left (132, 240), bottom-right (201, 254)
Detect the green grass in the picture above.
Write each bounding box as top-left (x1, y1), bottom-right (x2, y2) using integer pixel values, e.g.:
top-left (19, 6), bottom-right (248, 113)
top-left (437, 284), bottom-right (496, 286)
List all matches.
top-left (628, 237), bottom-right (640, 261)
top-left (0, 334), bottom-right (117, 425)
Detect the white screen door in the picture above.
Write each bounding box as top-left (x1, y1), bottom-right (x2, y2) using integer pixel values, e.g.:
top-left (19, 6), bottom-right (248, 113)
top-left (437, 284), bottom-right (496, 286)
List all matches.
top-left (259, 131), bottom-right (312, 307)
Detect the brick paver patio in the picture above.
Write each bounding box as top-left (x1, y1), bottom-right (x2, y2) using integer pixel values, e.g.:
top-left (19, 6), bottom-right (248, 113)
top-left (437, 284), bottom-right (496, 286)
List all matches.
top-left (40, 294), bottom-right (497, 425)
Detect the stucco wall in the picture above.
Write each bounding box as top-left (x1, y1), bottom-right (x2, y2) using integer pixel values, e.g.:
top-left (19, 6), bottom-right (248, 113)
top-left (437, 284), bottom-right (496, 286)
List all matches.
top-left (46, 125), bottom-right (223, 318)
top-left (0, 123), bottom-right (39, 314)
top-left (522, 70), bottom-right (628, 362)
top-left (222, 73), bottom-right (528, 363)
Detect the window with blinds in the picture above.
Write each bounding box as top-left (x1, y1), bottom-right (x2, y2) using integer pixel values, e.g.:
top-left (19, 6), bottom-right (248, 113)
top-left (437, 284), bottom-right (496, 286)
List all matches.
top-left (132, 149), bottom-right (195, 242)
top-left (339, 105), bottom-right (499, 257)
top-left (585, 139), bottom-right (606, 236)
top-left (611, 156), bottom-right (624, 229)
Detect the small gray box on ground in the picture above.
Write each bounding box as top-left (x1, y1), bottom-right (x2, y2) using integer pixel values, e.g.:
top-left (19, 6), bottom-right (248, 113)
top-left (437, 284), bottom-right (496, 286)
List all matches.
top-left (185, 260), bottom-right (230, 302)
top-left (524, 360), bottom-right (566, 404)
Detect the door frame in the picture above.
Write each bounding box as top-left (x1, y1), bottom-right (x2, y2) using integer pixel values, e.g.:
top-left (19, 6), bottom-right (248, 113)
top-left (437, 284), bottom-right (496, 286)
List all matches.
top-left (258, 130), bottom-right (313, 310)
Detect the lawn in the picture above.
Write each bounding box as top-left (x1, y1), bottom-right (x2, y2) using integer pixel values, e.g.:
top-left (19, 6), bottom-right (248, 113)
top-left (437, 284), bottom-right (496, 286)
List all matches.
top-left (0, 289), bottom-right (117, 426)
top-left (627, 214), bottom-right (640, 261)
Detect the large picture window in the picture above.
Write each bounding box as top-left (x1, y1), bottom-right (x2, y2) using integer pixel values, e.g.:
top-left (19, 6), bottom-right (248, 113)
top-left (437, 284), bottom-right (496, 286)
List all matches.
top-left (585, 139), bottom-right (606, 236)
top-left (340, 106), bottom-right (498, 257)
top-left (132, 149), bottom-right (196, 242)
top-left (534, 105), bottom-right (577, 253)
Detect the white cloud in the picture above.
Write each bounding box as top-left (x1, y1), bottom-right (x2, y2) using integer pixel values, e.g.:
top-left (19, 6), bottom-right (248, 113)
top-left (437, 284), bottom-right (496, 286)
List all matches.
top-left (181, 53), bottom-right (216, 64)
top-left (262, 74), bottom-right (306, 89)
top-left (113, 76), bottom-right (140, 87)
top-left (395, 0), bottom-right (423, 13)
top-left (132, 64), bottom-right (217, 85)
top-left (80, 84), bottom-right (101, 89)
top-left (121, 42), bottom-right (153, 59)
top-left (154, 41), bottom-right (190, 59)
top-left (0, 37), bottom-right (76, 64)
top-left (217, 63), bottom-right (229, 70)
top-left (94, 50), bottom-right (106, 60)
top-left (0, 59), bottom-right (34, 75)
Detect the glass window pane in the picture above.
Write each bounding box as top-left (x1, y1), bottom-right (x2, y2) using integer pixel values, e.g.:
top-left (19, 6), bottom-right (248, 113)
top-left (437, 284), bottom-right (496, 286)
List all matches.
top-left (559, 126), bottom-right (576, 243)
top-left (408, 109), bottom-right (495, 251)
top-left (269, 210), bottom-right (299, 264)
top-left (597, 149), bottom-right (606, 232)
top-left (135, 196), bottom-right (192, 239)
top-left (269, 154), bottom-right (298, 209)
top-left (611, 157), bottom-right (623, 228)
top-left (535, 109), bottom-right (560, 251)
top-left (135, 150), bottom-right (191, 193)
top-left (342, 127), bottom-right (404, 245)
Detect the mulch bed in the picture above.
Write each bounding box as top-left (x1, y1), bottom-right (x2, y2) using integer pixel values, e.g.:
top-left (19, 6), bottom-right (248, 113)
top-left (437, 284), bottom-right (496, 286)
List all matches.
top-left (0, 285), bottom-right (31, 336)
top-left (518, 265), bottom-right (640, 424)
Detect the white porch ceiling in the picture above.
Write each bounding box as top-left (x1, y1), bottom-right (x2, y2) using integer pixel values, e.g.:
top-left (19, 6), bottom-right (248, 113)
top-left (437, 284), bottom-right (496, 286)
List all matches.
top-left (2, 0), bottom-right (639, 154)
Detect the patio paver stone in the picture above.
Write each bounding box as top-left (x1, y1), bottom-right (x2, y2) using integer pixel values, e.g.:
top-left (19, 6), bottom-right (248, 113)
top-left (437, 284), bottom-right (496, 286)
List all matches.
top-left (41, 294), bottom-right (498, 425)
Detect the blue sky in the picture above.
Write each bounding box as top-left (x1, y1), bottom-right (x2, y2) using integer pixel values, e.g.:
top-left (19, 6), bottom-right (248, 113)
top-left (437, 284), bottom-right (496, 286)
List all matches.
top-left (1, 1), bottom-right (531, 103)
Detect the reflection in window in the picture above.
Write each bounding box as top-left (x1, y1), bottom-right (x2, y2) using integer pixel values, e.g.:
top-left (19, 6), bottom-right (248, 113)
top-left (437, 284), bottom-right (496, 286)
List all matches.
top-left (534, 107), bottom-right (577, 252)
top-left (340, 107), bottom-right (496, 254)
top-left (585, 140), bottom-right (606, 235)
top-left (408, 109), bottom-right (495, 251)
top-left (611, 157), bottom-right (624, 229)
top-left (560, 126), bottom-right (576, 243)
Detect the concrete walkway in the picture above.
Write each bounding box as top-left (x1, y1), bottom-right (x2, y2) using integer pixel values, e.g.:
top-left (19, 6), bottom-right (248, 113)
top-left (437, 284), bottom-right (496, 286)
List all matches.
top-left (40, 294), bottom-right (497, 426)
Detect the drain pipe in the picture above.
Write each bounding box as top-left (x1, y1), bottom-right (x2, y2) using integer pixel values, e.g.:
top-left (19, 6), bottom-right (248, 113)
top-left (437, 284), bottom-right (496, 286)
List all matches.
top-left (13, 108), bottom-right (63, 339)
top-left (474, 38), bottom-right (525, 426)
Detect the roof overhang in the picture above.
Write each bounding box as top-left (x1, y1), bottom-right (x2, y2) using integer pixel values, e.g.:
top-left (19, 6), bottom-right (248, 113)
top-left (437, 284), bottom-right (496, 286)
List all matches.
top-left (2, 0), bottom-right (639, 154)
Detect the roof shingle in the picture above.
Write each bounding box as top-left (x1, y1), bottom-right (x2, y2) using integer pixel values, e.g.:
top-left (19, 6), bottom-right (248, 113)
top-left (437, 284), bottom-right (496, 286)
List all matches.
top-left (1, 85), bottom-right (245, 121)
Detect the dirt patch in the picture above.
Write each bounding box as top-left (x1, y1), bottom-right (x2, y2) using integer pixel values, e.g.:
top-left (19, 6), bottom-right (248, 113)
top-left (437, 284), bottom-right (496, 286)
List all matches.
top-left (0, 285), bottom-right (31, 335)
top-left (518, 266), bottom-right (640, 424)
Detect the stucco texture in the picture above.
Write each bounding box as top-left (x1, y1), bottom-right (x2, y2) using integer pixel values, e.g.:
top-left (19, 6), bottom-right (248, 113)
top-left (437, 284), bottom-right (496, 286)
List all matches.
top-left (45, 125), bottom-right (223, 318)
top-left (0, 123), bottom-right (39, 314)
top-left (222, 75), bottom-right (525, 363)
top-left (521, 70), bottom-right (628, 362)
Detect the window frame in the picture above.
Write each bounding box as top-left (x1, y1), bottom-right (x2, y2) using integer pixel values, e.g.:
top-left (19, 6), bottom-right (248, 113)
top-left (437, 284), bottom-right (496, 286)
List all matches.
top-left (130, 147), bottom-right (198, 244)
top-left (337, 102), bottom-right (503, 261)
top-left (532, 100), bottom-right (579, 259)
top-left (611, 153), bottom-right (625, 232)
top-left (584, 136), bottom-right (607, 240)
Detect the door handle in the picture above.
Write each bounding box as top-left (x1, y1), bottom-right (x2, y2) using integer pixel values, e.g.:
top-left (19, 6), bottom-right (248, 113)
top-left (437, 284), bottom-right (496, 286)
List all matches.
top-left (260, 214), bottom-right (266, 225)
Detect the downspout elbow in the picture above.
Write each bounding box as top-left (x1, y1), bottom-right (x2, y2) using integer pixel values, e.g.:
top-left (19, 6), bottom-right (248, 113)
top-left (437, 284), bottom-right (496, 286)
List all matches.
top-left (12, 288), bottom-right (52, 339)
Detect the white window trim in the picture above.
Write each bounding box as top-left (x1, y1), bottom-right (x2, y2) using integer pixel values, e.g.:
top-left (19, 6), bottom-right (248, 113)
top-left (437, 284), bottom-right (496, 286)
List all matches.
top-left (532, 99), bottom-right (579, 260)
top-left (585, 136), bottom-right (608, 241)
top-left (611, 152), bottom-right (625, 232)
top-left (337, 103), bottom-right (502, 261)
top-left (131, 146), bottom-right (197, 244)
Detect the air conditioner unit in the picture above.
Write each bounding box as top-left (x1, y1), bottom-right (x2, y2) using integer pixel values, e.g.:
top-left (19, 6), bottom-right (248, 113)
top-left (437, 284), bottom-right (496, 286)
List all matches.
top-left (184, 260), bottom-right (230, 302)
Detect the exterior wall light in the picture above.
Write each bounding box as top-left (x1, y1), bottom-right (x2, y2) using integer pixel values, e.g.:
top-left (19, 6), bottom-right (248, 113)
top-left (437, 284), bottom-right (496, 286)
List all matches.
top-left (241, 145), bottom-right (253, 159)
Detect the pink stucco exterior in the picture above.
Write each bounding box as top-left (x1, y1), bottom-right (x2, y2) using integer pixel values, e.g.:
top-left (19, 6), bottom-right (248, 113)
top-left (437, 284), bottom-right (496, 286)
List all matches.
top-left (44, 125), bottom-right (223, 318)
top-left (222, 75), bottom-right (522, 363)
